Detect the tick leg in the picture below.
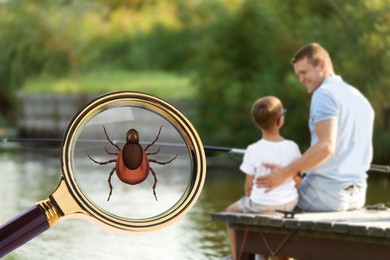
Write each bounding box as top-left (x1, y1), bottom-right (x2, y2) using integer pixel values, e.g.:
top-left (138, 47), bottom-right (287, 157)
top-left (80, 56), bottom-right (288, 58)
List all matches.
top-left (88, 155), bottom-right (117, 165)
top-left (145, 125), bottom-right (163, 152)
top-left (149, 154), bottom-right (178, 165)
top-left (102, 125), bottom-right (121, 151)
top-left (107, 167), bottom-right (115, 201)
top-left (105, 146), bottom-right (119, 156)
top-left (150, 167), bottom-right (158, 201)
top-left (146, 146), bottom-right (160, 156)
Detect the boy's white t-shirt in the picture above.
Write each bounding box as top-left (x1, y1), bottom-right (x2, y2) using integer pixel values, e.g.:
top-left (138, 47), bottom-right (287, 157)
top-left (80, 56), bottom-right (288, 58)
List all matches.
top-left (240, 139), bottom-right (301, 205)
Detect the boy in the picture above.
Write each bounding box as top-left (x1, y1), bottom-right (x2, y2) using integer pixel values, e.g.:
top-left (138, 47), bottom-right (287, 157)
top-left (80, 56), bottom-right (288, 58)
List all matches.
top-left (225, 96), bottom-right (301, 260)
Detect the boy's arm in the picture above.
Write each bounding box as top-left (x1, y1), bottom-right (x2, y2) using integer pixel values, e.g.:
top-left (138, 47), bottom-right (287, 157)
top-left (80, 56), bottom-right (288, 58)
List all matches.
top-left (245, 175), bottom-right (254, 197)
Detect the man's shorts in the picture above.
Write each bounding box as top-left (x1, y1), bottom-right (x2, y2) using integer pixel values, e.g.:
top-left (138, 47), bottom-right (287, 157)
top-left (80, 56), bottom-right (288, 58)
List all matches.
top-left (297, 177), bottom-right (367, 212)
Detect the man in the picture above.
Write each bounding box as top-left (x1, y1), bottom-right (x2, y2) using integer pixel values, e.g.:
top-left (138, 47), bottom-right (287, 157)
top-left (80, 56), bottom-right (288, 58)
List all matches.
top-left (256, 43), bottom-right (375, 211)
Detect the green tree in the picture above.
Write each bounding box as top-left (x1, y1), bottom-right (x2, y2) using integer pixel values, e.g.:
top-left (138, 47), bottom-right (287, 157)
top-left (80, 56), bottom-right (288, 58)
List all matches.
top-left (0, 1), bottom-right (89, 122)
top-left (194, 0), bottom-right (310, 148)
top-left (1, 0), bottom-right (389, 163)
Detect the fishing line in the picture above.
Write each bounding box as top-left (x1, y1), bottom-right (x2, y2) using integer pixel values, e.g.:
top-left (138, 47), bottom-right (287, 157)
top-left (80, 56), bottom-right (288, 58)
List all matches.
top-left (0, 138), bottom-right (390, 173)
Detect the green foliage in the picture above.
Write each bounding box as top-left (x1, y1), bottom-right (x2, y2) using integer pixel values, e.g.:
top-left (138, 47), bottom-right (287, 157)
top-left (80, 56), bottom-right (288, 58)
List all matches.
top-left (22, 70), bottom-right (194, 99)
top-left (193, 0), bottom-right (310, 147)
top-left (193, 0), bottom-right (390, 162)
top-left (0, 0), bottom-right (389, 162)
top-left (0, 1), bottom-right (94, 121)
top-left (0, 4), bottom-right (52, 122)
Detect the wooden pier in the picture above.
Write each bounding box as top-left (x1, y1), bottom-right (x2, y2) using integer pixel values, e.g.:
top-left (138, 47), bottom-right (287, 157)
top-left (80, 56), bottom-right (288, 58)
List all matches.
top-left (212, 208), bottom-right (390, 260)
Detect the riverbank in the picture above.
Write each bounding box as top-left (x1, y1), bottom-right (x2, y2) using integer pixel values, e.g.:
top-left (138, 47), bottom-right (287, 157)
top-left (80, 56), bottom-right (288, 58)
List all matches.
top-left (16, 93), bottom-right (195, 138)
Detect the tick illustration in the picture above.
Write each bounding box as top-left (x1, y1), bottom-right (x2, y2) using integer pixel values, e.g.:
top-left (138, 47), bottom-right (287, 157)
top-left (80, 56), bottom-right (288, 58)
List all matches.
top-left (88, 125), bottom-right (177, 201)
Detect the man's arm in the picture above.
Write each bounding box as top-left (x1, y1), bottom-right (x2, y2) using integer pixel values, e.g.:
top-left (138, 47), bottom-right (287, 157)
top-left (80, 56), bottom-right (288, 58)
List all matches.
top-left (256, 119), bottom-right (337, 192)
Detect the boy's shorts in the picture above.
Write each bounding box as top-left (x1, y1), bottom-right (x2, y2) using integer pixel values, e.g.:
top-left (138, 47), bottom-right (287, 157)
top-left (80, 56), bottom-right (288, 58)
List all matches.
top-left (238, 196), bottom-right (298, 214)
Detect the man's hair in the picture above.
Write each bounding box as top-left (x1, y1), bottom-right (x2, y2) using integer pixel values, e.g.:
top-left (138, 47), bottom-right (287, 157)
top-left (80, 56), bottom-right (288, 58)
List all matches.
top-left (291, 42), bottom-right (333, 69)
top-left (251, 96), bottom-right (283, 131)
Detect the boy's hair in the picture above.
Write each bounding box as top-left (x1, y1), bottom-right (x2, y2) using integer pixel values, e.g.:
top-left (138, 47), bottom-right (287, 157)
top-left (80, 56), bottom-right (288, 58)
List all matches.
top-left (290, 42), bottom-right (333, 70)
top-left (251, 96), bottom-right (283, 131)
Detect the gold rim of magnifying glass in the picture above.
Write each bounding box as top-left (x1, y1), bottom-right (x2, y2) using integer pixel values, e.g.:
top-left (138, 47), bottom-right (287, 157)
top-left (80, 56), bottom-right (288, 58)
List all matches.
top-left (61, 91), bottom-right (206, 232)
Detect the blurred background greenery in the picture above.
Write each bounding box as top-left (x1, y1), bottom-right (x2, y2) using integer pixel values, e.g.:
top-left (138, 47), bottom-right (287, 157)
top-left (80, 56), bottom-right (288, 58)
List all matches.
top-left (0, 0), bottom-right (389, 163)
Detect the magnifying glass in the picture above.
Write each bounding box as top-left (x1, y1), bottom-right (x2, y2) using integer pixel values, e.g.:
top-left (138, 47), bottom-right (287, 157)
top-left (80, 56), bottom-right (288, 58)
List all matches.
top-left (0, 91), bottom-right (206, 257)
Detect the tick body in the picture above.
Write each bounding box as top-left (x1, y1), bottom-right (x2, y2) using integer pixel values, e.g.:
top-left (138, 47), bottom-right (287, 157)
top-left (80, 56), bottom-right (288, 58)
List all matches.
top-left (88, 126), bottom-right (177, 201)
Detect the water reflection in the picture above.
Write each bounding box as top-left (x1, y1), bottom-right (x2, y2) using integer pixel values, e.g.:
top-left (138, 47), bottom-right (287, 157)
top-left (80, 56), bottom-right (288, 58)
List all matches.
top-left (1, 145), bottom-right (390, 259)
top-left (0, 146), bottom-right (230, 260)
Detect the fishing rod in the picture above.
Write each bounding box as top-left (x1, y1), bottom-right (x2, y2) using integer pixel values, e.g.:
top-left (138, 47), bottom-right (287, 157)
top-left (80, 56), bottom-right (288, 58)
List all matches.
top-left (1, 137), bottom-right (245, 154)
top-left (1, 137), bottom-right (389, 173)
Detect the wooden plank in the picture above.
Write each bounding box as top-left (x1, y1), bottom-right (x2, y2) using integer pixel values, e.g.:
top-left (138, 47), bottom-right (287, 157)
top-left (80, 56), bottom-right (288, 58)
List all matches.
top-left (212, 209), bottom-right (390, 238)
top-left (213, 210), bottom-right (390, 259)
top-left (315, 221), bottom-right (334, 232)
top-left (212, 209), bottom-right (390, 242)
top-left (299, 220), bottom-right (317, 231)
top-left (269, 218), bottom-right (285, 228)
top-left (384, 228), bottom-right (390, 238)
top-left (284, 219), bottom-right (300, 229)
top-left (234, 228), bottom-right (390, 260)
top-left (332, 222), bottom-right (350, 233)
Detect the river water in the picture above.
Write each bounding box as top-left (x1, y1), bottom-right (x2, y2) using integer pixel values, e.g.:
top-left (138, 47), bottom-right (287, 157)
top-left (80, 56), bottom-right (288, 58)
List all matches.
top-left (1, 143), bottom-right (390, 260)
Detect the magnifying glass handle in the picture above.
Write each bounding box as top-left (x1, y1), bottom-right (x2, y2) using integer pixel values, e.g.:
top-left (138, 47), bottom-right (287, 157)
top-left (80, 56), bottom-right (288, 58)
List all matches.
top-left (0, 199), bottom-right (59, 258)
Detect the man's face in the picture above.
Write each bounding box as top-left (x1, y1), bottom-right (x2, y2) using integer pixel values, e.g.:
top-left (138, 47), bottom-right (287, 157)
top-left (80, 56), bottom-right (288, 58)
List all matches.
top-left (293, 57), bottom-right (325, 93)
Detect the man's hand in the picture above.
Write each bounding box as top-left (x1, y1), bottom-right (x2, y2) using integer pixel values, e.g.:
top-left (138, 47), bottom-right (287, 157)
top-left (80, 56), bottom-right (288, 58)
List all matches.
top-left (256, 163), bottom-right (288, 192)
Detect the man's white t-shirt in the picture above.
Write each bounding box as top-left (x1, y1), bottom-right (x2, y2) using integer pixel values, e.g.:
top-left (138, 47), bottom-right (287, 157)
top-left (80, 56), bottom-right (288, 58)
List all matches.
top-left (240, 139), bottom-right (301, 205)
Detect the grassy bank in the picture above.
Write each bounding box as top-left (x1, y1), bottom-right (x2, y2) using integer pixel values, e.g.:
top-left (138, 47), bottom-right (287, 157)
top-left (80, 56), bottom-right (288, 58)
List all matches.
top-left (21, 70), bottom-right (196, 99)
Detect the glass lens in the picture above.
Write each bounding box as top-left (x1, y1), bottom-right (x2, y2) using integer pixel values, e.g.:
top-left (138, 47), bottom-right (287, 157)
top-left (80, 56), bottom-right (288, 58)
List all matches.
top-left (72, 105), bottom-right (192, 220)
top-left (61, 92), bottom-right (205, 231)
